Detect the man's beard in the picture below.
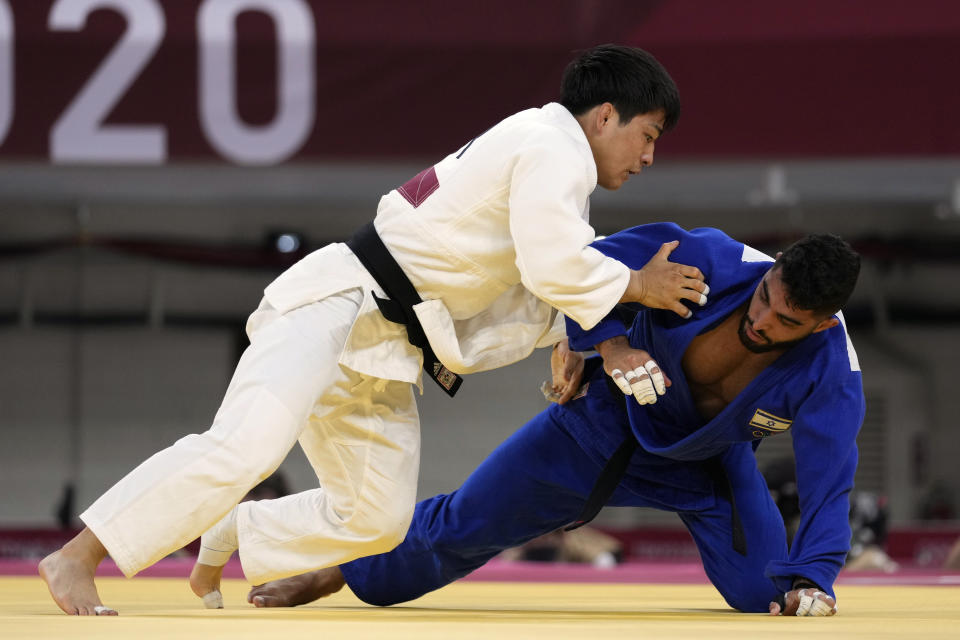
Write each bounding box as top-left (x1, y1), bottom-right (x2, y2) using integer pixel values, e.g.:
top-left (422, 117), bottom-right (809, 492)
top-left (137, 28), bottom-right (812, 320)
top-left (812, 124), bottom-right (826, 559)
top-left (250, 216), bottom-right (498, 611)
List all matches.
top-left (737, 311), bottom-right (806, 354)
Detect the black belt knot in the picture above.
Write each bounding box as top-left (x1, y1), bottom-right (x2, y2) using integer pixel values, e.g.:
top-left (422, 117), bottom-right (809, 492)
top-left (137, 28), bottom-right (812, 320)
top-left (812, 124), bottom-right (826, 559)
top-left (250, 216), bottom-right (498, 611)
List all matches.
top-left (346, 222), bottom-right (463, 397)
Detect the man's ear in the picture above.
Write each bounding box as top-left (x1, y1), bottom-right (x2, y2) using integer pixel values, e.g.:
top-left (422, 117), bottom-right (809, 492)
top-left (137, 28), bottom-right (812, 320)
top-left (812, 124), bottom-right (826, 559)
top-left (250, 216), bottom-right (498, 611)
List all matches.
top-left (596, 102), bottom-right (615, 130)
top-left (811, 317), bottom-right (840, 333)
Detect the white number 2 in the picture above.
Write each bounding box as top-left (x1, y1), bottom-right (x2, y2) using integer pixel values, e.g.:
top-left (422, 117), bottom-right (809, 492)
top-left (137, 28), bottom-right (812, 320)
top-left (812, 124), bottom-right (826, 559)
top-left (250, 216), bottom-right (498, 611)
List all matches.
top-left (0, 0), bottom-right (13, 148)
top-left (49, 0), bottom-right (166, 164)
top-left (198, 0), bottom-right (315, 166)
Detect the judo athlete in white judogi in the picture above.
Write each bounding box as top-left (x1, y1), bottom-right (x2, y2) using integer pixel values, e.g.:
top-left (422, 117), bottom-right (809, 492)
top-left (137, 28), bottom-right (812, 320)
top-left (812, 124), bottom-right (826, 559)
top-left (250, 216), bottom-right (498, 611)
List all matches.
top-left (39, 45), bottom-right (710, 616)
top-left (245, 225), bottom-right (862, 618)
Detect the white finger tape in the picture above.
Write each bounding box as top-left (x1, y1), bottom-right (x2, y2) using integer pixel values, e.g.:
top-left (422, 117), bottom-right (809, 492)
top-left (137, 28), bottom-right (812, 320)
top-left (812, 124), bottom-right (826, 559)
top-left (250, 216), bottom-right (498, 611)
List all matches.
top-left (624, 369), bottom-right (637, 381)
top-left (643, 360), bottom-right (666, 395)
top-left (634, 393), bottom-right (656, 406)
top-left (808, 598), bottom-right (834, 617)
top-left (610, 370), bottom-right (632, 395)
top-left (795, 591), bottom-right (814, 616)
top-left (93, 605), bottom-right (115, 615)
top-left (629, 375), bottom-right (657, 406)
top-left (540, 380), bottom-right (562, 403)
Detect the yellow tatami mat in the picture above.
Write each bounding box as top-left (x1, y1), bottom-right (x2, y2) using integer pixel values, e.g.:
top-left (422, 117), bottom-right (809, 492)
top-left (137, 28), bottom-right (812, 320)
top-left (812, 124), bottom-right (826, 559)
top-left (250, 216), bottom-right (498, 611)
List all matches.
top-left (2, 576), bottom-right (957, 640)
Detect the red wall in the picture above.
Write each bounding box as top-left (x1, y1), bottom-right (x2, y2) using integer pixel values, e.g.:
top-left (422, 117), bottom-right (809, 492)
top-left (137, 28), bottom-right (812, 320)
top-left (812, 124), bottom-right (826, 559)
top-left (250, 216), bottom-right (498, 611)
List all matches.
top-left (1, 0), bottom-right (957, 163)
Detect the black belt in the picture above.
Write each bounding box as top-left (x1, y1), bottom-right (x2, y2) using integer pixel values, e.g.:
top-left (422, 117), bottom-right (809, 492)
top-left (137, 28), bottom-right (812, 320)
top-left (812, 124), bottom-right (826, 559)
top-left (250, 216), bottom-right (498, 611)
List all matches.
top-left (565, 373), bottom-right (636, 531)
top-left (346, 222), bottom-right (463, 397)
top-left (707, 456), bottom-right (747, 556)
top-left (564, 362), bottom-right (746, 556)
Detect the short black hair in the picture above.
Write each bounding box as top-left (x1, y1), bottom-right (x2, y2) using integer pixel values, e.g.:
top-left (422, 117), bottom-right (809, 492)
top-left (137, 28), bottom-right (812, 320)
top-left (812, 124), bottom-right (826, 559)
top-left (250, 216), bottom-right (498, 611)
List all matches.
top-left (559, 44), bottom-right (680, 131)
top-left (774, 234), bottom-right (860, 316)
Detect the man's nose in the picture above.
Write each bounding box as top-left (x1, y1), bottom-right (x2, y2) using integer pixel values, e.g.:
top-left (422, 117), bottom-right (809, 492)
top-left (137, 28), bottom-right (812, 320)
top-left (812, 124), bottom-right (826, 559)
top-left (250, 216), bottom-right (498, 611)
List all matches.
top-left (641, 144), bottom-right (655, 167)
top-left (752, 309), bottom-right (772, 331)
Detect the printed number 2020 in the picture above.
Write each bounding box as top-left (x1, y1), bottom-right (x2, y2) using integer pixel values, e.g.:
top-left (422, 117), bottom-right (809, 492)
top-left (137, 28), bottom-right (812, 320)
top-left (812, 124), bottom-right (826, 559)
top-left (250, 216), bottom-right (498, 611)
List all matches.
top-left (1, 0), bottom-right (317, 165)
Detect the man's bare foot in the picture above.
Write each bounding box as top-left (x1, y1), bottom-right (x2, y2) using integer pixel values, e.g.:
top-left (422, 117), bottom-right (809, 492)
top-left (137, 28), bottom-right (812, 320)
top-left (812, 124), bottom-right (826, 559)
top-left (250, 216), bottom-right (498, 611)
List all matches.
top-left (190, 507), bottom-right (239, 609)
top-left (246, 567), bottom-right (346, 607)
top-left (38, 527), bottom-right (117, 616)
top-left (189, 562), bottom-right (226, 609)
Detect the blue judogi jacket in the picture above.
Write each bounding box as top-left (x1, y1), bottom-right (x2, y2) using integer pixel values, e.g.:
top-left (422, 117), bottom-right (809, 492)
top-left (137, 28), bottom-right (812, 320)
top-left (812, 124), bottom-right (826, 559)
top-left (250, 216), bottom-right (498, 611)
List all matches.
top-left (559, 223), bottom-right (865, 594)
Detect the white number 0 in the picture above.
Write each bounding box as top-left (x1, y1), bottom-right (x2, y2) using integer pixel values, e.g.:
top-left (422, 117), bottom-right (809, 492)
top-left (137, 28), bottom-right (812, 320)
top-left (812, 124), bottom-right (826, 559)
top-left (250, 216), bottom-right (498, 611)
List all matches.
top-left (0, 0), bottom-right (13, 148)
top-left (48, 0), bottom-right (166, 163)
top-left (198, 0), bottom-right (315, 165)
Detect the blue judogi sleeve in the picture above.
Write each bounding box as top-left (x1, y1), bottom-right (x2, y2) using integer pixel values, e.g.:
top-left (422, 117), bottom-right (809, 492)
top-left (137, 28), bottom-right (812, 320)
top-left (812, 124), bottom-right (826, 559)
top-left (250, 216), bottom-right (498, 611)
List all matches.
top-left (565, 223), bottom-right (747, 351)
top-left (765, 367), bottom-right (864, 594)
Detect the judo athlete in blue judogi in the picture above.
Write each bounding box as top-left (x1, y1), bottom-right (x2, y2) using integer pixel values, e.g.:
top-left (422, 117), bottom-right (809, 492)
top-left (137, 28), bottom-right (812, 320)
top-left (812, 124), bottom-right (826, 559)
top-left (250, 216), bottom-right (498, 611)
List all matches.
top-left (246, 224), bottom-right (864, 617)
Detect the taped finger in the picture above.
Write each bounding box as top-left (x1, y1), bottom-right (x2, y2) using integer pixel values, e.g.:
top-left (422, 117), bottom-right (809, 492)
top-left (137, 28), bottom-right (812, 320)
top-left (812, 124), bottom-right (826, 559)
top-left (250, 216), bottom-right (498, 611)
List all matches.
top-left (643, 360), bottom-right (666, 395)
top-left (540, 380), bottom-right (562, 403)
top-left (795, 590), bottom-right (814, 616)
top-left (808, 598), bottom-right (834, 617)
top-left (628, 369), bottom-right (656, 405)
top-left (610, 369), bottom-right (632, 395)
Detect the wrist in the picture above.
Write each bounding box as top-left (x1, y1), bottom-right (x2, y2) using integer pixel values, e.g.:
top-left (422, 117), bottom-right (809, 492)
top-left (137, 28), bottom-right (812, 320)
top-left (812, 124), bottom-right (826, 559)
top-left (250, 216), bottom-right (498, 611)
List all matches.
top-left (621, 269), bottom-right (646, 304)
top-left (791, 577), bottom-right (822, 591)
top-left (634, 269), bottom-right (647, 305)
top-left (595, 335), bottom-right (628, 359)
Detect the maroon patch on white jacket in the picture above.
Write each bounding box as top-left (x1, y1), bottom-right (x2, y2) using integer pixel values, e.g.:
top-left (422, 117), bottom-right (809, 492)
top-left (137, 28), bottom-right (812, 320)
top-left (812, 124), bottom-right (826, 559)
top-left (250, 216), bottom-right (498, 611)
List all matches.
top-left (397, 166), bottom-right (439, 208)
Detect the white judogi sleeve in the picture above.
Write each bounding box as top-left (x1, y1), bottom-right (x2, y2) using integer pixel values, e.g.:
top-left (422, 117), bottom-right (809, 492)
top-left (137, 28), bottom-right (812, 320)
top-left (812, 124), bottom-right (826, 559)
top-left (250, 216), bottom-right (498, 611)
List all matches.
top-left (508, 125), bottom-right (630, 330)
top-left (266, 103), bottom-right (630, 380)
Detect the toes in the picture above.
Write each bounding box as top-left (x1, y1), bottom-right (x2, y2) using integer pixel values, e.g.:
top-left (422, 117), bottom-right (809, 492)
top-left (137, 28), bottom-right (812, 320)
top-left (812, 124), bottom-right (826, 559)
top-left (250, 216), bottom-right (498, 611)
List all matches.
top-left (76, 604), bottom-right (117, 616)
top-left (201, 591), bottom-right (224, 609)
top-left (253, 595), bottom-right (282, 608)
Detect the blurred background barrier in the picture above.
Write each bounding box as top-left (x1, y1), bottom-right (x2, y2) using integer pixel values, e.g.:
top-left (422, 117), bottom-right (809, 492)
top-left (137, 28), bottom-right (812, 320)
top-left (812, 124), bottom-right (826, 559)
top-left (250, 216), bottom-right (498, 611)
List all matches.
top-left (1, 1), bottom-right (959, 567)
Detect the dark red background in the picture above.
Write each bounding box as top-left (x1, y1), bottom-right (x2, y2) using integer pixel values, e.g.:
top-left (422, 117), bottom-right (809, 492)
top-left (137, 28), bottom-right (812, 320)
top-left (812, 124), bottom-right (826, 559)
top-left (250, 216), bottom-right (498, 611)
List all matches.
top-left (2, 0), bottom-right (958, 162)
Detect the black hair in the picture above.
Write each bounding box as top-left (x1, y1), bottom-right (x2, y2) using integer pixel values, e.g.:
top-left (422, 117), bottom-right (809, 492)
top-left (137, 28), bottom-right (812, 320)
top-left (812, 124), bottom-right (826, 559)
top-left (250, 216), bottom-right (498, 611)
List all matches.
top-left (559, 44), bottom-right (680, 131)
top-left (774, 234), bottom-right (860, 316)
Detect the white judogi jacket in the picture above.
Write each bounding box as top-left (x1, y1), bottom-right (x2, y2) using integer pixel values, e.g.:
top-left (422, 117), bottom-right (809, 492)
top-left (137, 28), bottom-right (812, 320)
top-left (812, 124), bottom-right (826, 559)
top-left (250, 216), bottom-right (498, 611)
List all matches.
top-left (263, 103), bottom-right (630, 388)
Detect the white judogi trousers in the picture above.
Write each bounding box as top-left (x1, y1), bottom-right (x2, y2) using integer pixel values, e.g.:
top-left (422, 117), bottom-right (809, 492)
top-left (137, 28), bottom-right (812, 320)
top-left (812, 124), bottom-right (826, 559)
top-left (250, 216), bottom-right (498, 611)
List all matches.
top-left (80, 289), bottom-right (421, 584)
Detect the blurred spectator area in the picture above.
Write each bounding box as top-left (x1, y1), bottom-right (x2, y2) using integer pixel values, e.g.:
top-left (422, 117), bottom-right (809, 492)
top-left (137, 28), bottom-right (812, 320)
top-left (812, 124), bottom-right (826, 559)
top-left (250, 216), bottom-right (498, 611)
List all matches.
top-left (1, 1), bottom-right (959, 541)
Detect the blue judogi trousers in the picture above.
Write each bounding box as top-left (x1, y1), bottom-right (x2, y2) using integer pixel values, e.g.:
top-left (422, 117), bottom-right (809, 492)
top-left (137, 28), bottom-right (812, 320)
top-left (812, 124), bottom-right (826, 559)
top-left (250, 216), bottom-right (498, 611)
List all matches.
top-left (340, 407), bottom-right (790, 613)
